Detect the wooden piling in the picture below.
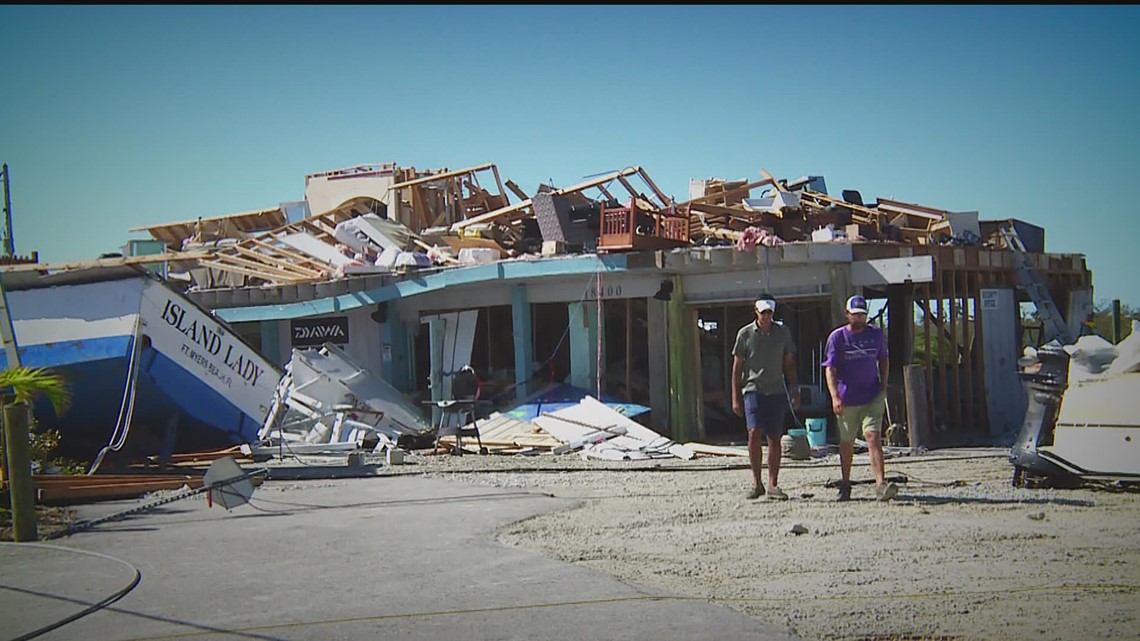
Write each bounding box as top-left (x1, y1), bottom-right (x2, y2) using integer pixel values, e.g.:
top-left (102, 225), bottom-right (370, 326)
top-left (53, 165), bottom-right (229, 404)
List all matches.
top-left (4, 402), bottom-right (36, 541)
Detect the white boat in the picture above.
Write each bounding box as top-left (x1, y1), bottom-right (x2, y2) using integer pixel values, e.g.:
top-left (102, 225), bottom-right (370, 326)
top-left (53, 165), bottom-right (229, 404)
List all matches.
top-left (0, 266), bottom-right (281, 462)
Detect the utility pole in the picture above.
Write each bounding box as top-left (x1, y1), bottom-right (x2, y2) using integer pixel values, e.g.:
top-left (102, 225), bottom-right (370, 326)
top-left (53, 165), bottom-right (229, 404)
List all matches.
top-left (1, 163), bottom-right (13, 257)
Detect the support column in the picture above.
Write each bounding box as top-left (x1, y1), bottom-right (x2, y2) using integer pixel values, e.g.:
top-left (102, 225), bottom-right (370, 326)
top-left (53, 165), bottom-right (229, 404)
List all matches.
top-left (1112, 299), bottom-right (1122, 344)
top-left (568, 301), bottom-right (600, 392)
top-left (382, 306), bottom-right (413, 393)
top-left (829, 264), bottom-right (853, 329)
top-left (647, 297), bottom-right (669, 432)
top-left (886, 283), bottom-right (914, 441)
top-left (904, 364), bottom-right (932, 451)
top-left (666, 276), bottom-right (699, 443)
top-left (511, 285), bottom-right (534, 401)
top-left (886, 284), bottom-right (915, 383)
top-left (428, 318), bottom-right (446, 429)
top-left (259, 320), bottom-right (281, 366)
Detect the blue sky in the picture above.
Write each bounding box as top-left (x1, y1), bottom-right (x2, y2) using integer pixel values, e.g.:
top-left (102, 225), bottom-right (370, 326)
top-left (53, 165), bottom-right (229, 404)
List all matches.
top-left (1, 6), bottom-right (1137, 306)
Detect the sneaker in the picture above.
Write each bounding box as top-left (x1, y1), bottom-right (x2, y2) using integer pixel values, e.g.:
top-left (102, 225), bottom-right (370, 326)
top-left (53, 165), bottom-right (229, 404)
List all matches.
top-left (837, 482), bottom-right (851, 502)
top-left (876, 481), bottom-right (899, 502)
top-left (746, 485), bottom-right (765, 500)
top-left (767, 486), bottom-right (789, 501)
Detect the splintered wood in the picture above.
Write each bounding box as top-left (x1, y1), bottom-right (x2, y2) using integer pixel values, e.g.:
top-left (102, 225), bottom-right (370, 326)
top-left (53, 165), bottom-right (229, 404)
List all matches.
top-left (15, 161), bottom-right (1056, 288)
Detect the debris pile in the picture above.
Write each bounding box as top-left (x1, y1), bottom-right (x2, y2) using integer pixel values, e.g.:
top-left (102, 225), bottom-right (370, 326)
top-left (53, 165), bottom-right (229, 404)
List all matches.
top-left (531, 396), bottom-right (695, 461)
top-left (255, 343), bottom-right (434, 456)
top-left (125, 162), bottom-right (1034, 289)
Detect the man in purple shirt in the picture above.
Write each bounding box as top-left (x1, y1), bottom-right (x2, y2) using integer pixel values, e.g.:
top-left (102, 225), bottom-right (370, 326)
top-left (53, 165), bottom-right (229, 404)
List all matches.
top-left (822, 295), bottom-right (898, 502)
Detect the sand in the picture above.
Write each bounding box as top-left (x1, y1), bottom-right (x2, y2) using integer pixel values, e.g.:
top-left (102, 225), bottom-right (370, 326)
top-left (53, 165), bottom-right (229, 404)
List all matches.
top-left (392, 447), bottom-right (1140, 641)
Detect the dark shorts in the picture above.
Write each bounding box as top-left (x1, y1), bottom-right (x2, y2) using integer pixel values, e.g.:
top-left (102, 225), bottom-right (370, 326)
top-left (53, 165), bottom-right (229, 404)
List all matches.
top-left (743, 391), bottom-right (786, 436)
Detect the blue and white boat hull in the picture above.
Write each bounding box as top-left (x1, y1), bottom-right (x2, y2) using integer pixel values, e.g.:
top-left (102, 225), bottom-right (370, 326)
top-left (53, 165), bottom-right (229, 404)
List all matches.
top-left (1, 270), bottom-right (281, 461)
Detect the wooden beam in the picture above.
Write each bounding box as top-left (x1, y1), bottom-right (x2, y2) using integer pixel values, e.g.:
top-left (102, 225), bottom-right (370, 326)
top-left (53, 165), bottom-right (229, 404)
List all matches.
top-left (248, 239), bottom-right (330, 272)
top-left (637, 168), bottom-right (672, 210)
top-left (760, 168), bottom-right (785, 192)
top-left (921, 283), bottom-right (933, 435)
top-left (301, 217), bottom-right (339, 239)
top-left (216, 249), bottom-right (317, 277)
top-left (200, 259), bottom-right (311, 284)
top-left (0, 251), bottom-right (209, 274)
top-left (616, 175), bottom-right (642, 202)
top-left (934, 261), bottom-right (948, 432)
top-left (411, 185), bottom-right (432, 231)
top-left (491, 165), bottom-right (508, 206)
top-left (128, 207), bottom-right (286, 234)
top-left (453, 166), bottom-right (643, 231)
top-left (949, 263), bottom-right (961, 432)
top-left (208, 253), bottom-right (319, 282)
top-left (904, 364), bottom-right (932, 450)
top-left (676, 178), bottom-right (774, 209)
top-left (973, 271), bottom-right (989, 435)
top-left (797, 190), bottom-right (885, 224)
top-left (961, 270), bottom-right (976, 432)
top-left (504, 179), bottom-right (529, 202)
top-left (385, 163), bottom-right (495, 192)
top-left (229, 246), bottom-right (325, 279)
top-left (556, 167), bottom-right (643, 198)
top-left (442, 179), bottom-right (464, 227)
top-left (914, 298), bottom-right (966, 362)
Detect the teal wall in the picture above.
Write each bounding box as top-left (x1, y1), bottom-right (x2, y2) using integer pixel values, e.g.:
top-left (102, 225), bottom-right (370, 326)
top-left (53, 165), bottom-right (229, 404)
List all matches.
top-left (568, 301), bottom-right (600, 392)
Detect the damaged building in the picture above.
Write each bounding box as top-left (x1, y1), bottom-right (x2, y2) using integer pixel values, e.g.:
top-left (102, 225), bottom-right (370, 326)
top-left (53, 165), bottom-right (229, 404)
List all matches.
top-left (100, 161), bottom-right (1093, 449)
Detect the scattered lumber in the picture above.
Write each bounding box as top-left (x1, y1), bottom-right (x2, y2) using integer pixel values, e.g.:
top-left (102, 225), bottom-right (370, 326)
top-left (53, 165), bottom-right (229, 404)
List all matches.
top-left (26, 471), bottom-right (266, 504)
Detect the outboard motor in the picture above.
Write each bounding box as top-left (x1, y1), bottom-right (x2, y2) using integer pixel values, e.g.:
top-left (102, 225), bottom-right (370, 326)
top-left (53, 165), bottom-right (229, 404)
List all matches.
top-left (1008, 343), bottom-right (1077, 487)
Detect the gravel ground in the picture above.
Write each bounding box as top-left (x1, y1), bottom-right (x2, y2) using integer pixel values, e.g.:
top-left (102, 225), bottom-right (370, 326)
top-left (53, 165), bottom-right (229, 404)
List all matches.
top-left (374, 447), bottom-right (1140, 641)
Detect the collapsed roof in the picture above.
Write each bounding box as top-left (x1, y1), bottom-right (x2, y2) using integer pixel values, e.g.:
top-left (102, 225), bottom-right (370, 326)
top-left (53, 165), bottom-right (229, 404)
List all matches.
top-left (113, 161), bottom-right (1045, 289)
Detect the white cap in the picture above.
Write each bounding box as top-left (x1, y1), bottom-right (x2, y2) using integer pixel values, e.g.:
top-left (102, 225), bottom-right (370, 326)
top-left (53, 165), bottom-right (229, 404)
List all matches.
top-left (755, 299), bottom-right (776, 314)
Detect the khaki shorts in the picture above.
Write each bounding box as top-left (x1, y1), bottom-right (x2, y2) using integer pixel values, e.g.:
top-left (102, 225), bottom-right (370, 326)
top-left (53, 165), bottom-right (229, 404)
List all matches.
top-left (837, 393), bottom-right (886, 443)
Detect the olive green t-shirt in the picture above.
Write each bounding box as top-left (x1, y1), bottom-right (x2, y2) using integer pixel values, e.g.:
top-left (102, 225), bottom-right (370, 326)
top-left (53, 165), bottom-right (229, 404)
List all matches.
top-left (732, 321), bottom-right (795, 395)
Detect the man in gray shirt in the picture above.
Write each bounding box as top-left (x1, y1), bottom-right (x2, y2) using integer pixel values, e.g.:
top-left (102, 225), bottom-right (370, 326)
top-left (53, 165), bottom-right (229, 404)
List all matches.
top-left (732, 295), bottom-right (800, 500)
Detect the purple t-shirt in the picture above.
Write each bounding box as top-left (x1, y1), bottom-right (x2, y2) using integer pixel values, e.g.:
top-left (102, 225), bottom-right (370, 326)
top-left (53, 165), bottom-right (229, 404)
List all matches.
top-left (822, 325), bottom-right (888, 407)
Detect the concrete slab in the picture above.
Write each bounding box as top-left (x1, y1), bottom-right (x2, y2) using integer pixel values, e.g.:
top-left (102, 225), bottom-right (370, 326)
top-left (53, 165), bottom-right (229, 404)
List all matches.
top-left (1, 475), bottom-right (799, 640)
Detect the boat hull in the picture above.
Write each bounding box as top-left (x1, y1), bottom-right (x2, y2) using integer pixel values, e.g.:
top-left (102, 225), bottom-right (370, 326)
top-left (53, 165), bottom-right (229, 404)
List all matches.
top-left (3, 271), bottom-right (280, 462)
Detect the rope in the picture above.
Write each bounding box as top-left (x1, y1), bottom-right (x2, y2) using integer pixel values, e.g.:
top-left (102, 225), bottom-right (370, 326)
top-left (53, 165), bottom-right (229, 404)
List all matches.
top-left (87, 316), bottom-right (144, 476)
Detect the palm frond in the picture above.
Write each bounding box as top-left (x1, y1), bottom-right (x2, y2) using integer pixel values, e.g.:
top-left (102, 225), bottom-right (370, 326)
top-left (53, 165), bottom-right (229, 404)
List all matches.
top-left (0, 366), bottom-right (72, 415)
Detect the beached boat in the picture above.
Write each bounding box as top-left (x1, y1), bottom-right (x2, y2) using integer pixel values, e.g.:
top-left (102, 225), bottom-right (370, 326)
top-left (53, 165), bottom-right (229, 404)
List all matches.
top-left (0, 266), bottom-right (281, 462)
top-left (1010, 332), bottom-right (1140, 487)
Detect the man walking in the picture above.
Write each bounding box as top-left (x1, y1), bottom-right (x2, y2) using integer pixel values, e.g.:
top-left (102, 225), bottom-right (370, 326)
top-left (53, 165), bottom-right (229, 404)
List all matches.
top-left (823, 295), bottom-right (898, 502)
top-left (732, 295), bottom-right (799, 501)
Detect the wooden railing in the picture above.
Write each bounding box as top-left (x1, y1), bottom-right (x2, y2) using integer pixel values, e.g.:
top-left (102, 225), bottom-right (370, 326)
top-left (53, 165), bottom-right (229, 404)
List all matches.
top-left (598, 202), bottom-right (689, 253)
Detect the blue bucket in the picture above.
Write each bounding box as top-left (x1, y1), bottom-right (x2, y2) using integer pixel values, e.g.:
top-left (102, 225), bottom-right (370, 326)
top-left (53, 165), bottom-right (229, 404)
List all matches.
top-left (805, 418), bottom-right (828, 447)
